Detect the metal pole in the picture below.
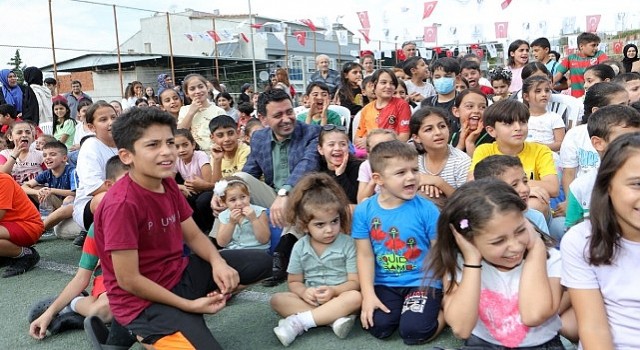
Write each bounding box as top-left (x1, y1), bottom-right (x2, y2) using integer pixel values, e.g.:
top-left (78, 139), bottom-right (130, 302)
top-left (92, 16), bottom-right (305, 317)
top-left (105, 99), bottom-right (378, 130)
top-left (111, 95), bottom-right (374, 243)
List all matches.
top-left (313, 31), bottom-right (317, 57)
top-left (212, 17), bottom-right (219, 80)
top-left (337, 37), bottom-right (342, 64)
top-left (166, 12), bottom-right (176, 85)
top-left (248, 0), bottom-right (258, 92)
top-left (284, 29), bottom-right (289, 68)
top-left (48, 0), bottom-right (58, 81)
top-left (113, 5), bottom-right (124, 98)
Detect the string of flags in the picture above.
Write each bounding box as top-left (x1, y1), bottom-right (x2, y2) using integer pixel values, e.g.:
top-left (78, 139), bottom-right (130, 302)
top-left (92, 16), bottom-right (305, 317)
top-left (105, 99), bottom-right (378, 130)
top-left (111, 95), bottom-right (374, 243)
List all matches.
top-left (180, 1), bottom-right (632, 57)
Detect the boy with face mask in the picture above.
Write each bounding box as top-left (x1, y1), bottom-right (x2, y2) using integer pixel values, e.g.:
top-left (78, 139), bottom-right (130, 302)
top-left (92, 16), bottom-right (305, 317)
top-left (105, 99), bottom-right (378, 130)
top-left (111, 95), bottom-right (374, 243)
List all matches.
top-left (421, 58), bottom-right (461, 124)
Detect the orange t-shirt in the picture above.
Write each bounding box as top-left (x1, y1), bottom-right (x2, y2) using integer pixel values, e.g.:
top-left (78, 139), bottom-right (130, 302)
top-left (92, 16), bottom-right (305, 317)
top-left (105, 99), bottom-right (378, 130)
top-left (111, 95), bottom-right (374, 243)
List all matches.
top-left (0, 173), bottom-right (43, 240)
top-left (356, 97), bottom-right (411, 139)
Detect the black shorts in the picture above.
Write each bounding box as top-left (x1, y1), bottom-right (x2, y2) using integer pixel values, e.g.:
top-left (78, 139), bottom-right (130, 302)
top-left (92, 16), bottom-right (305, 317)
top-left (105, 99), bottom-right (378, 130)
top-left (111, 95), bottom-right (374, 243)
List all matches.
top-left (83, 201), bottom-right (94, 231)
top-left (126, 256), bottom-right (222, 349)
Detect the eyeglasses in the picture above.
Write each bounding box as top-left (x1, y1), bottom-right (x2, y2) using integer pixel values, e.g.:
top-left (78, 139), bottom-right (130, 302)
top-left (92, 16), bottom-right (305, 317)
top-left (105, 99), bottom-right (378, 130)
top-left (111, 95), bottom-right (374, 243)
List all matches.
top-left (321, 124), bottom-right (347, 132)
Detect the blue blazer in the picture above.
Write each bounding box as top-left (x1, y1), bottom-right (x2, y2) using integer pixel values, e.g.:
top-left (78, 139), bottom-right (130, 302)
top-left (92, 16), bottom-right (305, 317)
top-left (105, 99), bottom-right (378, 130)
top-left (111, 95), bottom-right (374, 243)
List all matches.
top-left (242, 122), bottom-right (321, 189)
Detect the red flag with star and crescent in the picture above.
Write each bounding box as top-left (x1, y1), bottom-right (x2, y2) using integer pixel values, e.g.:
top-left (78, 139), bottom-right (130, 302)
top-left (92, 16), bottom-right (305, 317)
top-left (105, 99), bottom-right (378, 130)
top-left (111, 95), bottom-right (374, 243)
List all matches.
top-left (294, 31), bottom-right (306, 46)
top-left (423, 1), bottom-right (438, 19)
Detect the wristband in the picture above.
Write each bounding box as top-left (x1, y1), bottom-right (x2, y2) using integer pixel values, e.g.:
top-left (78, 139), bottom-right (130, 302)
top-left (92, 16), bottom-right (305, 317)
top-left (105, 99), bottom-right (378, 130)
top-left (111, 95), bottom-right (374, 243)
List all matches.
top-left (10, 154), bottom-right (17, 161)
top-left (463, 263), bottom-right (482, 269)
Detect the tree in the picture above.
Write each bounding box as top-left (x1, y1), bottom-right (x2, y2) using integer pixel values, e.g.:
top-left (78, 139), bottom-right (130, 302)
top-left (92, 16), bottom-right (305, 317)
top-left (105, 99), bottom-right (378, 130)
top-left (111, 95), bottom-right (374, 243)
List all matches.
top-left (6, 49), bottom-right (25, 84)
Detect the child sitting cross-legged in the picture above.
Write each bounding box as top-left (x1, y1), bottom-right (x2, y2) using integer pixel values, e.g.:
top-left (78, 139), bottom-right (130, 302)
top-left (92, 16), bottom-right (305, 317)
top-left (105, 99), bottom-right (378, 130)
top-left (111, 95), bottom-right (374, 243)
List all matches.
top-left (22, 141), bottom-right (77, 237)
top-left (271, 172), bottom-right (361, 346)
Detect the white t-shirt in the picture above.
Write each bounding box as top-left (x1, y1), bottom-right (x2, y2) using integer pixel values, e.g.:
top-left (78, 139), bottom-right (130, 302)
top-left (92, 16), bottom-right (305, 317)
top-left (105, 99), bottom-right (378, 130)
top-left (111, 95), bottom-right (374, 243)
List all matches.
top-left (561, 220), bottom-right (640, 350)
top-left (0, 149), bottom-right (43, 184)
top-left (72, 137), bottom-right (118, 228)
top-left (73, 121), bottom-right (95, 146)
top-left (454, 250), bottom-right (562, 348)
top-left (175, 150), bottom-right (209, 180)
top-left (418, 145), bottom-right (471, 189)
top-left (178, 104), bottom-right (226, 155)
top-left (527, 111), bottom-right (565, 146)
top-left (559, 124), bottom-right (599, 178)
top-left (404, 80), bottom-right (436, 99)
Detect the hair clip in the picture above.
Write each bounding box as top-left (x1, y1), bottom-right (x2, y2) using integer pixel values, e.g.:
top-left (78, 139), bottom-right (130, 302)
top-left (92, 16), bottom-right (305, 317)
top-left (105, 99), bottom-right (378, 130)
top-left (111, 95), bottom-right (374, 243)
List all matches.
top-left (213, 180), bottom-right (229, 197)
top-left (459, 219), bottom-right (469, 230)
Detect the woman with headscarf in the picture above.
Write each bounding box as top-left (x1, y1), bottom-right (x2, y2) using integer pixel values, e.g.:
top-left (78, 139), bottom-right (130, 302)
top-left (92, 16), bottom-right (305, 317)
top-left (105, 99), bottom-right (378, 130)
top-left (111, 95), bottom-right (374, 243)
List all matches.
top-left (0, 69), bottom-right (27, 117)
top-left (23, 67), bottom-right (52, 126)
top-left (157, 73), bottom-right (173, 95)
top-left (622, 44), bottom-right (640, 73)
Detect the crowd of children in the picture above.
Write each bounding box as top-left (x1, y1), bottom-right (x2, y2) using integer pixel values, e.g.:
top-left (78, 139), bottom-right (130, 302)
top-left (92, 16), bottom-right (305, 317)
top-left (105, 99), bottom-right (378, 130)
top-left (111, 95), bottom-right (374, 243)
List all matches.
top-left (0, 30), bottom-right (638, 350)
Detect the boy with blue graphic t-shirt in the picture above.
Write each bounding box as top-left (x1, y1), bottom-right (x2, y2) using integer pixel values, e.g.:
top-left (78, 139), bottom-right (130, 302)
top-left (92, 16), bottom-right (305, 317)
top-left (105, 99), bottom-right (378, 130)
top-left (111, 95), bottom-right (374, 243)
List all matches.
top-left (352, 140), bottom-right (444, 345)
top-left (22, 141), bottom-right (78, 234)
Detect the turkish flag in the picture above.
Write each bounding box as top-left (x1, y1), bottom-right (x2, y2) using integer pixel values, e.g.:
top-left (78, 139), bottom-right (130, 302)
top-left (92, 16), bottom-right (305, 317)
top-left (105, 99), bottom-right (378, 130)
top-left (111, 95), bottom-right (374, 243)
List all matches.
top-left (613, 41), bottom-right (624, 54)
top-left (396, 49), bottom-right (406, 61)
top-left (357, 11), bottom-right (370, 29)
top-left (206, 30), bottom-right (221, 43)
top-left (240, 33), bottom-right (249, 43)
top-left (294, 31), bottom-right (306, 46)
top-left (495, 22), bottom-right (509, 39)
top-left (359, 29), bottom-right (371, 44)
top-left (423, 26), bottom-right (437, 43)
top-left (300, 19), bottom-right (317, 31)
top-left (250, 23), bottom-right (264, 29)
top-left (586, 15), bottom-right (601, 33)
top-left (501, 0), bottom-right (512, 9)
top-left (423, 1), bottom-right (438, 19)
top-left (474, 48), bottom-right (484, 58)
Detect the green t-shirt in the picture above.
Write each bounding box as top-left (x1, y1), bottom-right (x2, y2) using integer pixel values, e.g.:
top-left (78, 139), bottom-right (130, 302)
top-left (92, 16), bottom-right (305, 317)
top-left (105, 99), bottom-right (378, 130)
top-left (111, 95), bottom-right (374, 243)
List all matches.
top-left (54, 119), bottom-right (76, 149)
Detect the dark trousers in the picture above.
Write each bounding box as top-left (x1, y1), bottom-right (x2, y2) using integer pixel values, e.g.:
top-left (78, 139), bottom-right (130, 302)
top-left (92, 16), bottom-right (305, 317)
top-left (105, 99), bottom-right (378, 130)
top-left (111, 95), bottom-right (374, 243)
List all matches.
top-left (368, 285), bottom-right (442, 345)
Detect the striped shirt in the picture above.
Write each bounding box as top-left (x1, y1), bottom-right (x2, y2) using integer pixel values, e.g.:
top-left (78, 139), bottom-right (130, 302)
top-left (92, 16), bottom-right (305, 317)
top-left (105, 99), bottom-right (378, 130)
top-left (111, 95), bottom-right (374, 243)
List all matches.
top-left (418, 145), bottom-right (471, 190)
top-left (555, 51), bottom-right (608, 98)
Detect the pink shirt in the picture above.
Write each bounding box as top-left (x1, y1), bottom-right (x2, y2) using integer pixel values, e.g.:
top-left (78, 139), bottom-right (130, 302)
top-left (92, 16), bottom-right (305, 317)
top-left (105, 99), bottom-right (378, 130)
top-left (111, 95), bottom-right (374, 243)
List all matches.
top-left (175, 150), bottom-right (209, 180)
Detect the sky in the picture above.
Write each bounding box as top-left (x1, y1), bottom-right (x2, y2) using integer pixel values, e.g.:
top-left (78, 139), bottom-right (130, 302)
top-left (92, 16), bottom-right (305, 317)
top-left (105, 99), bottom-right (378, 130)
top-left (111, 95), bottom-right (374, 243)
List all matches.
top-left (0, 0), bottom-right (637, 70)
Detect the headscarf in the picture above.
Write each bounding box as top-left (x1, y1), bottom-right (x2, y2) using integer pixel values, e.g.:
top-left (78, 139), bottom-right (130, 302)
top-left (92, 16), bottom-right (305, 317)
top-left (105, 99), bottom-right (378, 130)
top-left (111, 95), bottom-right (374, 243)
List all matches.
top-left (0, 69), bottom-right (23, 112)
top-left (23, 67), bottom-right (48, 125)
top-left (622, 44), bottom-right (639, 73)
top-left (157, 73), bottom-right (169, 95)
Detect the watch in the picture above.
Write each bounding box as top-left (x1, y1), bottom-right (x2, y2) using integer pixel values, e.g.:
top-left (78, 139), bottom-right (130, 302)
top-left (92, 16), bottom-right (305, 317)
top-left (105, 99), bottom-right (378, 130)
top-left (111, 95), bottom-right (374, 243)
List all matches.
top-left (277, 188), bottom-right (289, 197)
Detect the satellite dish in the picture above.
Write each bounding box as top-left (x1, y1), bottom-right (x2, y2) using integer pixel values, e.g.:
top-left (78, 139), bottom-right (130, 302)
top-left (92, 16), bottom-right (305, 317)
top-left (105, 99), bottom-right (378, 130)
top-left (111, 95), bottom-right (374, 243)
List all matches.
top-left (259, 71), bottom-right (269, 81)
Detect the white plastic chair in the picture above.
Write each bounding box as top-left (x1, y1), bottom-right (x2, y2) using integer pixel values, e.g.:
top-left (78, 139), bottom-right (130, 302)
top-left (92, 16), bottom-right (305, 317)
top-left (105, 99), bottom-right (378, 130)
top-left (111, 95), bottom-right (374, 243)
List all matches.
top-left (328, 105), bottom-right (351, 132)
top-left (548, 94), bottom-right (583, 130)
top-left (351, 111), bottom-right (362, 144)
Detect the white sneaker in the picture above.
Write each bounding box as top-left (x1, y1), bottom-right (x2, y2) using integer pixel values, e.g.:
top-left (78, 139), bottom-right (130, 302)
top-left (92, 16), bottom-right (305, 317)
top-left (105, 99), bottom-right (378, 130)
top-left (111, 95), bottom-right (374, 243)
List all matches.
top-left (331, 315), bottom-right (356, 339)
top-left (273, 319), bottom-right (300, 347)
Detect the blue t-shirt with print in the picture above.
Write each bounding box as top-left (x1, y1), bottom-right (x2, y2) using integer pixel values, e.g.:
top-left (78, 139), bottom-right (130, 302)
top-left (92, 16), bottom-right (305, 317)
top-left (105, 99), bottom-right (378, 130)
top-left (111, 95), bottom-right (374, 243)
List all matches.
top-left (352, 194), bottom-right (441, 288)
top-left (34, 164), bottom-right (78, 192)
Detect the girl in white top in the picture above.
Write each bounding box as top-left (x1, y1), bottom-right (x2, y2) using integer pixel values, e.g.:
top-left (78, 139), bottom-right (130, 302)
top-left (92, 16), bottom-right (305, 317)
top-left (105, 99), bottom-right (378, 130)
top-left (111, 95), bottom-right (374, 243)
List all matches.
top-left (522, 76), bottom-right (565, 152)
top-left (177, 74), bottom-right (225, 154)
top-left (0, 121), bottom-right (44, 184)
top-left (427, 179), bottom-right (564, 349)
top-left (561, 133), bottom-right (640, 350)
top-left (411, 107), bottom-right (471, 201)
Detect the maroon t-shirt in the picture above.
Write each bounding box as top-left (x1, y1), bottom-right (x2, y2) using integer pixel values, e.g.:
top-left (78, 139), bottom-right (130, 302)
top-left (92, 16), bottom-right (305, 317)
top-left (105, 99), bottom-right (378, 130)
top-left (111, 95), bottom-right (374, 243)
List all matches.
top-left (94, 174), bottom-right (192, 325)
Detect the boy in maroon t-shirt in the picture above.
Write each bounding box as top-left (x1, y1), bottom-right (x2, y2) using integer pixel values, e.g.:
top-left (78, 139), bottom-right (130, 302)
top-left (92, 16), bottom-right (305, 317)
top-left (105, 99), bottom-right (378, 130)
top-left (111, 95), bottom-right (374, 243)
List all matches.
top-left (94, 108), bottom-right (268, 349)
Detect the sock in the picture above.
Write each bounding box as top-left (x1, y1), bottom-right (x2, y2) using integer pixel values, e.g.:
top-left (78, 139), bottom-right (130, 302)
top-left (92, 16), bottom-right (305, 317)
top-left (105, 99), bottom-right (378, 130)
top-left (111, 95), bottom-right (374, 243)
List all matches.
top-left (14, 247), bottom-right (32, 258)
top-left (70, 296), bottom-right (85, 313)
top-left (59, 305), bottom-right (73, 315)
top-left (295, 311), bottom-right (317, 331)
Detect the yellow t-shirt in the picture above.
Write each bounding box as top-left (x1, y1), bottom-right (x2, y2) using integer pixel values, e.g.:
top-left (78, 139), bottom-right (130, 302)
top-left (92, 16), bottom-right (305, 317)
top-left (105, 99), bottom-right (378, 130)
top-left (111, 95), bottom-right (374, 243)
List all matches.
top-left (220, 142), bottom-right (251, 178)
top-left (178, 104), bottom-right (226, 155)
top-left (470, 142), bottom-right (557, 180)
